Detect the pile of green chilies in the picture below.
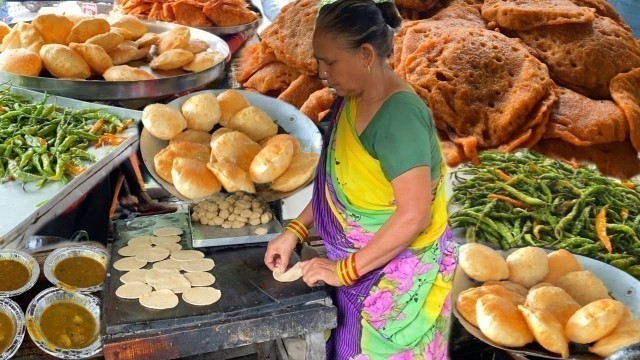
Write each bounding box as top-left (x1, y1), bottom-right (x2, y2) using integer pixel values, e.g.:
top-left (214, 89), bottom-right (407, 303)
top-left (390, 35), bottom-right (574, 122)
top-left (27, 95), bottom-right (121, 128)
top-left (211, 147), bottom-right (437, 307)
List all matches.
top-left (0, 88), bottom-right (129, 187)
top-left (450, 150), bottom-right (640, 279)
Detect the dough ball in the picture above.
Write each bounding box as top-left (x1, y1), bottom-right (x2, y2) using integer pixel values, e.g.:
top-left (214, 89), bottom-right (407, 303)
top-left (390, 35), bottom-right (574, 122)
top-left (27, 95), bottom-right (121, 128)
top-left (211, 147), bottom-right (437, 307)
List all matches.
top-left (39, 44), bottom-right (91, 79)
top-left (228, 106), bottom-right (278, 142)
top-left (210, 131), bottom-right (261, 172)
top-left (86, 32), bottom-right (124, 52)
top-left (32, 14), bottom-right (74, 45)
top-left (135, 32), bottom-right (160, 48)
top-left (459, 243), bottom-right (510, 282)
top-left (69, 42), bottom-right (113, 75)
top-left (150, 49), bottom-right (194, 70)
top-left (103, 65), bottom-right (154, 81)
top-left (589, 332), bottom-right (640, 357)
top-left (249, 218), bottom-right (261, 226)
top-left (232, 221), bottom-right (244, 228)
top-left (67, 18), bottom-right (110, 43)
top-left (566, 299), bottom-right (625, 344)
top-left (170, 129), bottom-right (212, 147)
top-left (110, 15), bottom-right (147, 40)
top-left (518, 305), bottom-right (569, 358)
top-left (157, 26), bottom-right (190, 54)
top-left (217, 89), bottom-right (250, 127)
top-left (250, 140), bottom-right (294, 183)
top-left (183, 51), bottom-right (224, 73)
top-left (271, 152), bottom-right (319, 192)
top-left (542, 249), bottom-right (583, 284)
top-left (171, 157), bottom-right (221, 199)
top-left (143, 104), bottom-right (187, 140)
top-left (213, 217), bottom-right (224, 225)
top-left (181, 93), bottom-right (220, 132)
top-left (187, 39), bottom-right (209, 54)
top-left (482, 281), bottom-right (528, 297)
top-left (221, 221), bottom-right (232, 229)
top-left (260, 212), bottom-right (271, 224)
top-left (0, 49), bottom-right (41, 76)
top-left (556, 270), bottom-right (611, 306)
top-left (506, 247), bottom-right (549, 288)
top-left (525, 286), bottom-right (582, 327)
top-left (476, 294), bottom-right (534, 348)
top-left (108, 43), bottom-right (139, 66)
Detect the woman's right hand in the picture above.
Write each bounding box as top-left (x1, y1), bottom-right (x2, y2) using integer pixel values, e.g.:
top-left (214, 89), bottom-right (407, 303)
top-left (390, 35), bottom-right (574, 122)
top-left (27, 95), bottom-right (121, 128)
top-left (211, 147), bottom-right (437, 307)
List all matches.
top-left (264, 230), bottom-right (298, 272)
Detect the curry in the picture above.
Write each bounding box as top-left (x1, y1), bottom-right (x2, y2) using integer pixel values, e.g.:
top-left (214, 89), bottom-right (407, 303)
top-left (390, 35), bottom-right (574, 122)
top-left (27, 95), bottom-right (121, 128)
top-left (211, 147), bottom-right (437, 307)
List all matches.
top-left (40, 302), bottom-right (96, 349)
top-left (53, 257), bottom-right (105, 288)
top-left (0, 310), bottom-right (14, 354)
top-left (0, 260), bottom-right (30, 292)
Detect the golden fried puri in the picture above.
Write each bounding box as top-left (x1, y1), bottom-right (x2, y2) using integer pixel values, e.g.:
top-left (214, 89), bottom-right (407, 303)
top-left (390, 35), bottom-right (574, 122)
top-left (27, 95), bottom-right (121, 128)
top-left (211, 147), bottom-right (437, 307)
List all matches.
top-left (67, 18), bottom-right (110, 44)
top-left (39, 44), bottom-right (91, 79)
top-left (110, 26), bottom-right (135, 41)
top-left (506, 247), bottom-right (549, 288)
top-left (181, 93), bottom-right (220, 132)
top-left (86, 32), bottom-right (125, 52)
top-left (541, 249), bottom-right (583, 284)
top-left (108, 43), bottom-right (140, 66)
top-left (0, 48), bottom-right (42, 76)
top-left (150, 49), bottom-right (195, 70)
top-left (566, 299), bottom-right (625, 344)
top-left (227, 106), bottom-right (278, 142)
top-left (217, 89), bottom-right (250, 127)
top-left (170, 129), bottom-right (212, 147)
top-left (271, 152), bottom-right (319, 192)
top-left (182, 51), bottom-right (224, 72)
top-left (459, 243), bottom-right (510, 282)
top-left (154, 142), bottom-right (210, 184)
top-left (171, 157), bottom-right (221, 199)
top-left (2, 22), bottom-right (44, 53)
top-left (518, 305), bottom-right (569, 358)
top-left (135, 32), bottom-right (160, 48)
top-left (187, 39), bottom-right (210, 54)
top-left (476, 294), bottom-right (534, 348)
top-left (210, 131), bottom-right (261, 171)
top-left (110, 15), bottom-right (148, 40)
top-left (70, 42), bottom-right (113, 75)
top-left (142, 104), bottom-right (188, 140)
top-left (207, 161), bottom-right (256, 194)
top-left (556, 270), bottom-right (611, 306)
top-left (0, 21), bottom-right (10, 43)
top-left (157, 26), bottom-right (190, 54)
top-left (524, 286), bottom-right (582, 327)
top-left (32, 14), bottom-right (74, 45)
top-left (250, 140), bottom-right (294, 183)
top-left (103, 65), bottom-right (155, 81)
top-left (481, 0), bottom-right (595, 30)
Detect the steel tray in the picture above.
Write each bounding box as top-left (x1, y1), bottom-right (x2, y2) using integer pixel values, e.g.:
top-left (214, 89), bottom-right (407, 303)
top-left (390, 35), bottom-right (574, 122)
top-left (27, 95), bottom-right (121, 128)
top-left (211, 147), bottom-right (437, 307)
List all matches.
top-left (198, 18), bottom-right (260, 36)
top-left (0, 21), bottom-right (230, 101)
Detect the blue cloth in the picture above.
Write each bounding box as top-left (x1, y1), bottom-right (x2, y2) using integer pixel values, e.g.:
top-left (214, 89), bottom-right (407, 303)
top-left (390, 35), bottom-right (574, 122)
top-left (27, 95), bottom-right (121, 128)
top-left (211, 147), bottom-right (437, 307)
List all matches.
top-left (610, 0), bottom-right (640, 39)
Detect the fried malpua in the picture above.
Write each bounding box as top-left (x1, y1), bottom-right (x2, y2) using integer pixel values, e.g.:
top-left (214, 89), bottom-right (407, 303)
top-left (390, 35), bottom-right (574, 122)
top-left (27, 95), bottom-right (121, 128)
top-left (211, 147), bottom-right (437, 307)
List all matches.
top-left (172, 0), bottom-right (214, 27)
top-left (404, 28), bottom-right (557, 162)
top-left (481, 0), bottom-right (595, 31)
top-left (300, 87), bottom-right (334, 123)
top-left (203, 0), bottom-right (258, 27)
top-left (237, 42), bottom-right (278, 83)
top-left (516, 15), bottom-right (640, 99)
top-left (242, 62), bottom-right (301, 94)
top-left (261, 0), bottom-right (318, 75)
top-left (568, 0), bottom-right (631, 31)
top-left (544, 87), bottom-right (628, 146)
top-left (277, 75), bottom-right (325, 109)
top-left (610, 68), bottom-right (640, 154)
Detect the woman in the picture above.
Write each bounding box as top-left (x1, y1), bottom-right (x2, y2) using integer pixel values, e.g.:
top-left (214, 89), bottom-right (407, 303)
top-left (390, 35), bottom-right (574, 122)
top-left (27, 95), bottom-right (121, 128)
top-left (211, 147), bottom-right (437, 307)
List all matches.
top-left (264, 0), bottom-right (457, 358)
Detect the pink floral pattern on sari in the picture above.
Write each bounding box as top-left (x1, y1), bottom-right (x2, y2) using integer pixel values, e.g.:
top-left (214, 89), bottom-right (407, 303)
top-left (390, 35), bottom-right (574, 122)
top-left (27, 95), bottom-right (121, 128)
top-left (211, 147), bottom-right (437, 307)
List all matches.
top-left (362, 290), bottom-right (395, 330)
top-left (438, 238), bottom-right (457, 278)
top-left (424, 331), bottom-right (447, 360)
top-left (345, 220), bottom-right (375, 248)
top-left (389, 349), bottom-right (414, 360)
top-left (383, 250), bottom-right (433, 294)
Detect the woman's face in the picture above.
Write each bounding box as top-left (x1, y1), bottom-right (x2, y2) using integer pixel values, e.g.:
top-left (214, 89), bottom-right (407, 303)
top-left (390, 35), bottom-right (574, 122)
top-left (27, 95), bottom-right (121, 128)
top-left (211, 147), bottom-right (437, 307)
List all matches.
top-left (312, 31), bottom-right (369, 97)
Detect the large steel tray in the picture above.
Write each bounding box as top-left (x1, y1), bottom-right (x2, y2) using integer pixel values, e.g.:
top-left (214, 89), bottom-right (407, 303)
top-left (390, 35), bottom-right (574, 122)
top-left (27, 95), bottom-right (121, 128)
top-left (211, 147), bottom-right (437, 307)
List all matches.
top-left (198, 18), bottom-right (260, 36)
top-left (0, 86), bottom-right (141, 249)
top-left (140, 89), bottom-right (323, 203)
top-left (0, 21), bottom-right (230, 101)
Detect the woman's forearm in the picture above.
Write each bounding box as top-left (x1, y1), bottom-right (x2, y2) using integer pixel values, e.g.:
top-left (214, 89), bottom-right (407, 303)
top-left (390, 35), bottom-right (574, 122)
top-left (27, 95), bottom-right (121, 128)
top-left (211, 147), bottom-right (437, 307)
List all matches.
top-left (355, 208), bottom-right (430, 275)
top-left (295, 201), bottom-right (314, 229)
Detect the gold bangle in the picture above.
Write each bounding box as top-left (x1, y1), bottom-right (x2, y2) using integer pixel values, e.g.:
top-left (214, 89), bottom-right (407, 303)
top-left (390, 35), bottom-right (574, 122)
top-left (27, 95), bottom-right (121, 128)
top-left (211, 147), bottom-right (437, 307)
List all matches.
top-left (285, 225), bottom-right (304, 243)
top-left (288, 221), bottom-right (308, 241)
top-left (346, 254), bottom-right (358, 282)
top-left (289, 219), bottom-right (309, 238)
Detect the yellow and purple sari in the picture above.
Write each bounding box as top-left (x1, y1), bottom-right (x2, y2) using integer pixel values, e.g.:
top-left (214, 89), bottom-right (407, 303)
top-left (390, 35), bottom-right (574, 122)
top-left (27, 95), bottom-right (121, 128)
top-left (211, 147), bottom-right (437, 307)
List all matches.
top-left (312, 97), bottom-right (457, 360)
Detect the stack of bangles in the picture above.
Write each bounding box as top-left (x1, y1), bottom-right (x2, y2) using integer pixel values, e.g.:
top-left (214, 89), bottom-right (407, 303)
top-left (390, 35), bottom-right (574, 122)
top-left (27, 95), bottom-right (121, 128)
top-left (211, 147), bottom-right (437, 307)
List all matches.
top-left (337, 253), bottom-right (360, 286)
top-left (285, 219), bottom-right (308, 243)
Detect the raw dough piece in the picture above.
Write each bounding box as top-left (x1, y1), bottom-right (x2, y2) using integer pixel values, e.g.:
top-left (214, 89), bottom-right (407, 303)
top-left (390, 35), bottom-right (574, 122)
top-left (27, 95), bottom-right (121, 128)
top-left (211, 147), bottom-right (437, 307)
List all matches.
top-left (120, 269), bottom-right (150, 284)
top-left (171, 250), bottom-right (205, 261)
top-left (153, 227), bottom-right (184, 237)
top-left (114, 257), bottom-right (147, 271)
top-left (155, 243), bottom-right (182, 252)
top-left (118, 245), bottom-right (153, 257)
top-left (254, 227), bottom-right (268, 235)
top-left (136, 247), bottom-right (170, 262)
top-left (151, 236), bottom-right (182, 245)
top-left (116, 282), bottom-right (152, 299)
top-left (182, 287), bottom-right (222, 306)
top-left (153, 259), bottom-right (183, 271)
top-left (184, 272), bottom-right (216, 287)
top-left (127, 236), bottom-right (154, 246)
top-left (153, 274), bottom-right (191, 293)
top-left (273, 262), bottom-right (303, 282)
top-left (180, 258), bottom-right (215, 272)
top-left (140, 289), bottom-right (179, 309)
top-left (145, 268), bottom-right (181, 286)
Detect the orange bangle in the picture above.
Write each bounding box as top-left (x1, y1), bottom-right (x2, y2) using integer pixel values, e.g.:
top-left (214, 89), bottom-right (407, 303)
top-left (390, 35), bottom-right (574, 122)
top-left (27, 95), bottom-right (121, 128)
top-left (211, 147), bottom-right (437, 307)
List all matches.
top-left (288, 220), bottom-right (308, 239)
top-left (285, 225), bottom-right (304, 243)
top-left (339, 258), bottom-right (355, 285)
top-left (349, 253), bottom-right (359, 278)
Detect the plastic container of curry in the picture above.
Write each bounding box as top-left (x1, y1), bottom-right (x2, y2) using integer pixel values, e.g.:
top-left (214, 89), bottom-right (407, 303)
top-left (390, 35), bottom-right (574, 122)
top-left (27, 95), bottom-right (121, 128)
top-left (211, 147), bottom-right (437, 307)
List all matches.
top-left (44, 246), bottom-right (108, 293)
top-left (0, 249), bottom-right (39, 297)
top-left (26, 287), bottom-right (101, 359)
top-left (0, 298), bottom-right (25, 360)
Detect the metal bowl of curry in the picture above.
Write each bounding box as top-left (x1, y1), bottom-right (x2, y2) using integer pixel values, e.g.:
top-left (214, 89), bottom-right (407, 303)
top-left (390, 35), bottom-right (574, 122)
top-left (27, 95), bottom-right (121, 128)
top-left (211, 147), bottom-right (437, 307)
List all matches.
top-left (0, 249), bottom-right (40, 298)
top-left (26, 287), bottom-right (101, 359)
top-left (44, 246), bottom-right (108, 293)
top-left (0, 298), bottom-right (25, 360)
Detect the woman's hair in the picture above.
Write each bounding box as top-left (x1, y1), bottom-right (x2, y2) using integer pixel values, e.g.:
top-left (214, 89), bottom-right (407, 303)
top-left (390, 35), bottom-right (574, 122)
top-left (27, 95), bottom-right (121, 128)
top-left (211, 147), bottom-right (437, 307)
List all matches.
top-left (316, 0), bottom-right (402, 58)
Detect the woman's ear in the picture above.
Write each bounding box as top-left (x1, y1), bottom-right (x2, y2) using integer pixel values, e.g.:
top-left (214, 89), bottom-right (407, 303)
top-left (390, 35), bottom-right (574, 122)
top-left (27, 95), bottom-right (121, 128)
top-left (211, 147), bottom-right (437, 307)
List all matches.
top-left (360, 43), bottom-right (376, 67)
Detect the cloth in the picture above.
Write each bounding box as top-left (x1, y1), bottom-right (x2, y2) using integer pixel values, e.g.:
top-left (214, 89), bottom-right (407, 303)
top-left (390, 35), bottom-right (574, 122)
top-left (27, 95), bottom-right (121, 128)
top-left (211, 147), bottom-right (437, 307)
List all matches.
top-left (312, 96), bottom-right (458, 360)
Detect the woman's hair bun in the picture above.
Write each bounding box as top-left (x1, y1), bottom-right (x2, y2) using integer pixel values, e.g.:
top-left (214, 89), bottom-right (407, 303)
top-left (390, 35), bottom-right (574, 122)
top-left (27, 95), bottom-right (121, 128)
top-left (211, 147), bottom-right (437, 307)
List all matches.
top-left (375, 1), bottom-right (402, 29)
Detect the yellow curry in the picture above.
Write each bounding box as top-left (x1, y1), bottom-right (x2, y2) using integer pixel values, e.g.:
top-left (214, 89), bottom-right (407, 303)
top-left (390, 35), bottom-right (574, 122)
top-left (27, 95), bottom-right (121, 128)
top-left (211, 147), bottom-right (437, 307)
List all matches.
top-left (0, 260), bottom-right (30, 291)
top-left (40, 302), bottom-right (96, 349)
top-left (0, 310), bottom-right (14, 354)
top-left (53, 257), bottom-right (105, 288)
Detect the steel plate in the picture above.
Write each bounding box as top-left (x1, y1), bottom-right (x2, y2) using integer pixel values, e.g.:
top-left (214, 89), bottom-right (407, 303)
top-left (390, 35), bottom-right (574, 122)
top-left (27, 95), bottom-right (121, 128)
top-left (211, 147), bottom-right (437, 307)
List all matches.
top-left (140, 89), bottom-right (323, 202)
top-left (0, 21), bottom-right (230, 101)
top-left (452, 248), bottom-right (640, 360)
top-left (198, 18), bottom-right (260, 36)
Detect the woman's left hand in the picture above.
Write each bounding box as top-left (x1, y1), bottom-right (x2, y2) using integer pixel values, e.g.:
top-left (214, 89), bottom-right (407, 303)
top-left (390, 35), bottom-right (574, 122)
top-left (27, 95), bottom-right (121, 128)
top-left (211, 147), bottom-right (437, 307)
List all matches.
top-left (300, 258), bottom-right (342, 287)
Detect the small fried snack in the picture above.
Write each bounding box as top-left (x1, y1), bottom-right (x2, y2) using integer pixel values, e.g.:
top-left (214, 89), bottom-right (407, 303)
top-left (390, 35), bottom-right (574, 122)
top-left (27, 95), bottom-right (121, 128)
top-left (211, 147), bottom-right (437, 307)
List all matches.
top-left (110, 26), bottom-right (135, 41)
top-left (260, 134), bottom-right (301, 154)
top-left (0, 49), bottom-right (42, 76)
top-left (518, 305), bottom-right (569, 358)
top-left (108, 43), bottom-right (140, 66)
top-left (228, 106), bottom-right (278, 142)
top-left (103, 65), bottom-right (154, 81)
top-left (250, 140), bottom-right (294, 183)
top-left (183, 51), bottom-right (224, 73)
top-left (456, 285), bottom-right (525, 327)
top-left (271, 152), bottom-right (319, 192)
top-left (150, 49), bottom-right (194, 70)
top-left (482, 281), bottom-right (529, 297)
top-left (32, 14), bottom-right (74, 45)
top-left (3, 22), bottom-right (44, 53)
top-left (217, 89), bottom-right (250, 127)
top-left (135, 33), bottom-right (160, 48)
top-left (566, 299), bottom-right (625, 344)
top-left (542, 249), bottom-right (583, 284)
top-left (172, 157), bottom-right (221, 199)
top-left (525, 286), bottom-right (581, 327)
top-left (181, 93), bottom-right (220, 132)
top-left (170, 129), bottom-right (212, 147)
top-left (67, 18), bottom-right (110, 44)
top-left (86, 32), bottom-right (125, 52)
top-left (70, 42), bottom-right (113, 75)
top-left (210, 131), bottom-right (261, 171)
top-left (210, 127), bottom-right (233, 145)
top-left (187, 39), bottom-right (210, 54)
top-left (157, 26), bottom-right (190, 54)
top-left (207, 161), bottom-right (256, 194)
top-left (507, 247), bottom-right (549, 288)
top-left (476, 294), bottom-right (534, 348)
top-left (110, 15), bottom-right (147, 40)
top-left (556, 270), bottom-right (611, 305)
top-left (459, 243), bottom-right (510, 282)
top-left (154, 142), bottom-right (210, 184)
top-left (39, 44), bottom-right (91, 79)
top-left (143, 104), bottom-right (188, 140)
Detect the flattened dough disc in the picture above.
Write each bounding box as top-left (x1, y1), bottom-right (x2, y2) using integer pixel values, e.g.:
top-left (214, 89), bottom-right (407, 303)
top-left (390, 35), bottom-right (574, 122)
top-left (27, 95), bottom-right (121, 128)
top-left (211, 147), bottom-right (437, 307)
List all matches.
top-left (273, 262), bottom-right (303, 282)
top-left (140, 289), bottom-right (179, 309)
top-left (153, 227), bottom-right (183, 237)
top-left (153, 259), bottom-right (183, 271)
top-left (171, 250), bottom-right (205, 261)
top-left (136, 247), bottom-right (170, 262)
top-left (153, 274), bottom-right (191, 293)
top-left (151, 236), bottom-right (182, 245)
top-left (183, 287), bottom-right (222, 306)
top-left (155, 243), bottom-right (183, 252)
top-left (184, 272), bottom-right (216, 287)
top-left (180, 258), bottom-right (215, 272)
top-left (145, 268), bottom-right (181, 286)
top-left (120, 269), bottom-right (150, 283)
top-left (127, 235), bottom-right (155, 246)
top-left (114, 257), bottom-right (147, 271)
top-left (116, 282), bottom-right (152, 299)
top-left (118, 245), bottom-right (153, 257)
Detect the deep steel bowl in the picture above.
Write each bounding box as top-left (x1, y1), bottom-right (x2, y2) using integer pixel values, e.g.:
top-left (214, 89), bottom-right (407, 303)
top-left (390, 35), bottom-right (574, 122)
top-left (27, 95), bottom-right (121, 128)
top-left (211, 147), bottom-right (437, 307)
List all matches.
top-left (44, 245), bottom-right (108, 293)
top-left (0, 249), bottom-right (39, 298)
top-left (0, 298), bottom-right (25, 360)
